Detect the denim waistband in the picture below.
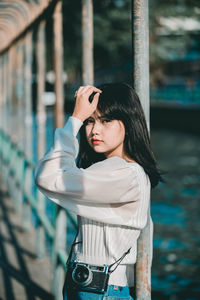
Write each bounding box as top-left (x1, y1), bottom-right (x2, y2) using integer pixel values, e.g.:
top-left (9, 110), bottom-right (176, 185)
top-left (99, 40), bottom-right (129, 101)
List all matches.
top-left (64, 284), bottom-right (133, 299)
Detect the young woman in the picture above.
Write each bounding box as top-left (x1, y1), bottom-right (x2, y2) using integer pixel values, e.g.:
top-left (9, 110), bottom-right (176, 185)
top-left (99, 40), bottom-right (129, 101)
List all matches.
top-left (35, 83), bottom-right (163, 300)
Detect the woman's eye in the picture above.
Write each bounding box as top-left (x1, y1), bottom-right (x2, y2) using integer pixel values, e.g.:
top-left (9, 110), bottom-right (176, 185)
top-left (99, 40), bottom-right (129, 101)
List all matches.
top-left (102, 119), bottom-right (111, 123)
top-left (85, 119), bottom-right (94, 125)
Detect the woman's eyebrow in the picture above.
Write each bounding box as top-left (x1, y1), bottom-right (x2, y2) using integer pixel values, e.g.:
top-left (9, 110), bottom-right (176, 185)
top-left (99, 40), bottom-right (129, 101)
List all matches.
top-left (87, 115), bottom-right (108, 121)
top-left (98, 115), bottom-right (108, 120)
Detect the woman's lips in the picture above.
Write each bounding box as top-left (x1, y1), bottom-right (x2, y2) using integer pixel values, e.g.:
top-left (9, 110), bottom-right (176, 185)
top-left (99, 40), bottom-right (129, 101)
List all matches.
top-left (91, 139), bottom-right (102, 145)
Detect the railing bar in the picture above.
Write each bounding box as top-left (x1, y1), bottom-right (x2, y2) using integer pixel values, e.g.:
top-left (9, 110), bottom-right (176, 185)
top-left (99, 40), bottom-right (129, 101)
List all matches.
top-left (65, 211), bottom-right (78, 229)
top-left (57, 249), bottom-right (68, 267)
top-left (23, 190), bottom-right (55, 239)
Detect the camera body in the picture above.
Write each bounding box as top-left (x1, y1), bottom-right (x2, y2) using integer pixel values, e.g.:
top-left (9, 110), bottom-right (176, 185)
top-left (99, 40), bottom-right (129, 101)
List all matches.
top-left (67, 261), bottom-right (110, 294)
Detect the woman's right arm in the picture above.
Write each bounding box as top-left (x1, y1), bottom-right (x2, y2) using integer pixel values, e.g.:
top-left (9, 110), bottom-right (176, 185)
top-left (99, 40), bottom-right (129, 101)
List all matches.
top-left (35, 116), bottom-right (139, 204)
top-left (35, 116), bottom-right (150, 228)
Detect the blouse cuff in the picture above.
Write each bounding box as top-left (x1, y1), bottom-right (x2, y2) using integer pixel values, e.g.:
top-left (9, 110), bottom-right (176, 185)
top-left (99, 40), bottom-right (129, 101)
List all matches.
top-left (63, 116), bottom-right (83, 136)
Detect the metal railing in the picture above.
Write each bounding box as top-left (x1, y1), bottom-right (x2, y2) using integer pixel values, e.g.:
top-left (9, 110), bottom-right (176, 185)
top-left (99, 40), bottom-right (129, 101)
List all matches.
top-left (0, 0), bottom-right (151, 299)
top-left (0, 126), bottom-right (77, 298)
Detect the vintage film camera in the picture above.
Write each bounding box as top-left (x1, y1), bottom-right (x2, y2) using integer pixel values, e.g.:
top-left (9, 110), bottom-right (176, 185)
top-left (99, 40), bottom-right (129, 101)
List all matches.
top-left (67, 261), bottom-right (110, 294)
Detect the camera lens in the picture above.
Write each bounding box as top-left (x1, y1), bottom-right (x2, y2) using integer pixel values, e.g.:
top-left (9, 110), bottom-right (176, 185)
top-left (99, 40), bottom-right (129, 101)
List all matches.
top-left (75, 266), bottom-right (88, 282)
top-left (72, 265), bottom-right (93, 287)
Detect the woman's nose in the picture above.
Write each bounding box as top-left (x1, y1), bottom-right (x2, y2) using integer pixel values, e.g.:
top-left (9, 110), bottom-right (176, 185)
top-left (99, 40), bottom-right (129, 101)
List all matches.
top-left (91, 121), bottom-right (101, 135)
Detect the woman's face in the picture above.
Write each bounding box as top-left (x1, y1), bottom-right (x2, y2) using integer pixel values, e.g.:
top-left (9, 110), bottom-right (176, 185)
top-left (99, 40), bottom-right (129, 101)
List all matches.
top-left (85, 110), bottom-right (126, 158)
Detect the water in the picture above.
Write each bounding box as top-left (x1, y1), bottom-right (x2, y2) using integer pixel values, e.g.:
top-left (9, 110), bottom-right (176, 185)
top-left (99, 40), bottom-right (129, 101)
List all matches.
top-left (33, 110), bottom-right (200, 298)
top-left (151, 129), bottom-right (200, 299)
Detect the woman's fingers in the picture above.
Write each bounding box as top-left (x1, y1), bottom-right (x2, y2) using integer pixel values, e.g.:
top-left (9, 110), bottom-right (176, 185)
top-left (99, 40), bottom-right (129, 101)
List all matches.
top-left (76, 85), bottom-right (101, 98)
top-left (75, 86), bottom-right (94, 99)
top-left (83, 87), bottom-right (102, 100)
top-left (91, 92), bottom-right (100, 109)
top-left (72, 86), bottom-right (102, 122)
top-left (76, 86), bottom-right (85, 95)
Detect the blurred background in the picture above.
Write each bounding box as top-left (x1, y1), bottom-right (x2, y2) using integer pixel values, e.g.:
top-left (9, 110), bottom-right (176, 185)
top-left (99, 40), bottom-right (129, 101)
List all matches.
top-left (0, 0), bottom-right (199, 299)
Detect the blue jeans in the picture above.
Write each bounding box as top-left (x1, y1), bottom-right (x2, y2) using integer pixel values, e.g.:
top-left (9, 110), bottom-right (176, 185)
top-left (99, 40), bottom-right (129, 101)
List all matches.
top-left (63, 284), bottom-right (134, 299)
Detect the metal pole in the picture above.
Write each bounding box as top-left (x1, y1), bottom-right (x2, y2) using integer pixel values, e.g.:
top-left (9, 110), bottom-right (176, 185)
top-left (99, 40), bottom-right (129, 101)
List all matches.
top-left (1, 54), bottom-right (8, 184)
top-left (7, 45), bottom-right (19, 212)
top-left (22, 32), bottom-right (33, 232)
top-left (16, 41), bottom-right (25, 149)
top-left (24, 32), bottom-right (33, 159)
top-left (53, 0), bottom-right (65, 129)
top-left (53, 209), bottom-right (67, 300)
top-left (82, 0), bottom-right (94, 85)
top-left (0, 56), bottom-right (3, 173)
top-left (10, 45), bottom-right (17, 139)
top-left (15, 41), bottom-right (25, 214)
top-left (5, 53), bottom-right (10, 136)
top-left (36, 19), bottom-right (46, 159)
top-left (5, 48), bottom-right (12, 188)
top-left (0, 57), bottom-right (3, 130)
top-left (7, 47), bottom-right (13, 137)
top-left (52, 3), bottom-right (66, 297)
top-left (132, 0), bottom-right (151, 299)
top-left (132, 0), bottom-right (150, 130)
top-left (36, 20), bottom-right (46, 258)
top-left (3, 54), bottom-right (8, 135)
top-left (2, 55), bottom-right (7, 134)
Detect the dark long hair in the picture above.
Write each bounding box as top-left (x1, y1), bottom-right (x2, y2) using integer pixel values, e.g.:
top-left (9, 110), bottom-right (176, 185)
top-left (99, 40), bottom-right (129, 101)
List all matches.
top-left (77, 83), bottom-right (163, 188)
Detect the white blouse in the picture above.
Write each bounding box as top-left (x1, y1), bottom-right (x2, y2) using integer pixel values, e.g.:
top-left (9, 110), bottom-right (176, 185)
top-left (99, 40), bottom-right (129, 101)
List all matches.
top-left (35, 116), bottom-right (152, 287)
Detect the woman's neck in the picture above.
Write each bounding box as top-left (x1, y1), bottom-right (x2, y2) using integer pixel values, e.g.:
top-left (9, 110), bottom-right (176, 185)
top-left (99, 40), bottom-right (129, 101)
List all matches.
top-left (105, 147), bottom-right (135, 163)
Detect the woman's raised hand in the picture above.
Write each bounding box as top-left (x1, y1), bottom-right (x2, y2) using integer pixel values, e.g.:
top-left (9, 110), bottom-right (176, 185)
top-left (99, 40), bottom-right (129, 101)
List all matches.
top-left (72, 85), bottom-right (102, 122)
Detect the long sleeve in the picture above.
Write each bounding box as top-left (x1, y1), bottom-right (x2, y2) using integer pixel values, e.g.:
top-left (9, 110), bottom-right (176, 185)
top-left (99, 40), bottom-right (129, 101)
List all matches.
top-left (35, 116), bottom-right (151, 228)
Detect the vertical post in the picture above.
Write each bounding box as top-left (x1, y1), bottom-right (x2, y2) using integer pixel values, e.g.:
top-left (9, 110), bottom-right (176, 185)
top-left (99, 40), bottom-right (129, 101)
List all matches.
top-left (2, 54), bottom-right (8, 183)
top-left (36, 20), bottom-right (46, 158)
top-left (53, 0), bottom-right (65, 128)
top-left (0, 57), bottom-right (2, 171)
top-left (132, 0), bottom-right (151, 299)
top-left (16, 41), bottom-right (25, 149)
top-left (6, 48), bottom-right (13, 189)
top-left (0, 57), bottom-right (2, 130)
top-left (2, 55), bottom-right (7, 134)
top-left (22, 32), bottom-right (33, 232)
top-left (16, 38), bottom-right (27, 213)
top-left (14, 41), bottom-right (25, 215)
top-left (52, 210), bottom-right (67, 300)
top-left (7, 47), bottom-right (13, 137)
top-left (82, 0), bottom-right (94, 85)
top-left (24, 32), bottom-right (33, 159)
top-left (132, 0), bottom-right (150, 129)
top-left (9, 45), bottom-right (19, 209)
top-left (10, 45), bottom-right (18, 139)
top-left (36, 20), bottom-right (46, 258)
top-left (5, 53), bottom-right (10, 136)
top-left (53, 2), bottom-right (66, 298)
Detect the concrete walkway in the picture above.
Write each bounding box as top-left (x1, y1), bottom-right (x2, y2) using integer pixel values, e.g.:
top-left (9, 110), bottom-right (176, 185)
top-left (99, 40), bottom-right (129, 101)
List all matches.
top-left (0, 179), bottom-right (54, 300)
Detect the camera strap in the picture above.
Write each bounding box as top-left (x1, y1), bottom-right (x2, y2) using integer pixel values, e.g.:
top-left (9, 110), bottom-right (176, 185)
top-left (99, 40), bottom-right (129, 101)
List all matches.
top-left (66, 222), bottom-right (132, 275)
top-left (108, 247), bottom-right (132, 274)
top-left (67, 237), bottom-right (131, 274)
top-left (66, 231), bottom-right (82, 267)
